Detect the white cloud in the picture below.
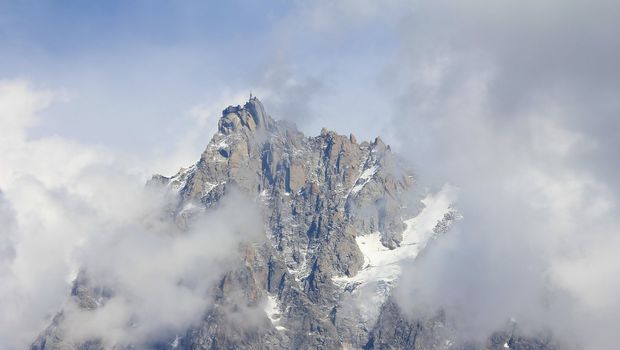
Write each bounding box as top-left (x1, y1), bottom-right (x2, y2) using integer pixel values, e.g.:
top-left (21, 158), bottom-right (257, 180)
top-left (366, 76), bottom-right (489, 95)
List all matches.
top-left (58, 189), bottom-right (264, 347)
top-left (0, 80), bottom-right (262, 349)
top-left (0, 80), bottom-right (54, 137)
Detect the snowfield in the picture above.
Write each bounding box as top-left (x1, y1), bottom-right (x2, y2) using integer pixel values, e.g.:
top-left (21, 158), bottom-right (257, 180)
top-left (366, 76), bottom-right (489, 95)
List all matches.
top-left (264, 295), bottom-right (286, 331)
top-left (333, 184), bottom-right (458, 323)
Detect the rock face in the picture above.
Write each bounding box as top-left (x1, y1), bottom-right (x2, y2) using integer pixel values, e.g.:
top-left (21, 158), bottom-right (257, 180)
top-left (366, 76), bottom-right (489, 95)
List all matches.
top-left (32, 98), bottom-right (557, 350)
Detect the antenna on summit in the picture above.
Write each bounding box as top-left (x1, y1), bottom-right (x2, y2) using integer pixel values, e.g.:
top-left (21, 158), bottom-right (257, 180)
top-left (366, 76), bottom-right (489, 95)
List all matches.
top-left (249, 90), bottom-right (253, 99)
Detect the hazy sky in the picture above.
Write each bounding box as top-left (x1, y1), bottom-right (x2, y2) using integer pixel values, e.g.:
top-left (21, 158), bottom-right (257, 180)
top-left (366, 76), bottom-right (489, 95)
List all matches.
top-left (0, 0), bottom-right (401, 173)
top-left (1, 1), bottom-right (620, 349)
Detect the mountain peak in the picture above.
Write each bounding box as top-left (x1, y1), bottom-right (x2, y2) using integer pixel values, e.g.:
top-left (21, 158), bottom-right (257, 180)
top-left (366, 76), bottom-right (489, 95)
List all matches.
top-left (38, 96), bottom-right (467, 350)
top-left (218, 96), bottom-right (274, 135)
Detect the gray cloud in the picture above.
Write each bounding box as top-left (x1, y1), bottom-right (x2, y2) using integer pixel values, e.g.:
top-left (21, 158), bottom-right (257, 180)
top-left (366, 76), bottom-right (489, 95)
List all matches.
top-left (258, 64), bottom-right (325, 129)
top-left (262, 1), bottom-right (620, 348)
top-left (379, 1), bottom-right (620, 348)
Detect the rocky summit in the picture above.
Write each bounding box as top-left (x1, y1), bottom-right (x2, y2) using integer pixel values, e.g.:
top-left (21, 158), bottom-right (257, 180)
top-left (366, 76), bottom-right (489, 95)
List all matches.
top-left (32, 98), bottom-right (557, 350)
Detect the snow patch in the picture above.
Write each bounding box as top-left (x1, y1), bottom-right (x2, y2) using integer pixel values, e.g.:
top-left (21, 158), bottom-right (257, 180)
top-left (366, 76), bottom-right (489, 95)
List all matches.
top-left (168, 165), bottom-right (196, 192)
top-left (213, 138), bottom-right (229, 149)
top-left (334, 184), bottom-right (458, 323)
top-left (336, 184), bottom-right (457, 286)
top-left (208, 134), bottom-right (231, 150)
top-left (350, 165), bottom-right (378, 194)
top-left (202, 182), bottom-right (218, 197)
top-left (263, 295), bottom-right (286, 331)
top-left (290, 253), bottom-right (310, 282)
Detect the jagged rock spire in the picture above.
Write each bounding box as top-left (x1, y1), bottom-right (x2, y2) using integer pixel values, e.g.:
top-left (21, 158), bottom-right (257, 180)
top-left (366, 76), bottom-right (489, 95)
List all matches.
top-left (218, 96), bottom-right (274, 135)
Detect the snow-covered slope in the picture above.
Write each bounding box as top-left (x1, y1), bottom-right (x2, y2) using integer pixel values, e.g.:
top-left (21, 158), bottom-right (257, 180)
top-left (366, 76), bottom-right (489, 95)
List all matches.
top-left (333, 184), bottom-right (459, 325)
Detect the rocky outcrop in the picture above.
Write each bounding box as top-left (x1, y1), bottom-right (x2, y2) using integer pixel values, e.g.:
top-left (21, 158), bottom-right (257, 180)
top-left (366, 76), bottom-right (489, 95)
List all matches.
top-left (154, 97), bottom-right (416, 349)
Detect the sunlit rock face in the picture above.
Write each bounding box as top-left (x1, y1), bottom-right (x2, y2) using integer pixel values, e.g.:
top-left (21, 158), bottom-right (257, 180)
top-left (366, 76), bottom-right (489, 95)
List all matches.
top-left (32, 98), bottom-right (556, 350)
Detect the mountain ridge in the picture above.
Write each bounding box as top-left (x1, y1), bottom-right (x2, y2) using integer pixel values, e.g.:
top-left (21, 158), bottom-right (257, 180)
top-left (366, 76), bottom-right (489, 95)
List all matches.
top-left (31, 97), bottom-right (557, 350)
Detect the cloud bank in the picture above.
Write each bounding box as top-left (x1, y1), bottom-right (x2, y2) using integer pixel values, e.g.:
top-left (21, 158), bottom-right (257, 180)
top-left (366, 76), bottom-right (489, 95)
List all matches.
top-left (254, 1), bottom-right (620, 348)
top-left (0, 80), bottom-right (263, 349)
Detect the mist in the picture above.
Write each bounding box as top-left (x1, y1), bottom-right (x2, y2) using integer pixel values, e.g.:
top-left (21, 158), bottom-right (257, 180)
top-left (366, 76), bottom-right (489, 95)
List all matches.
top-left (0, 80), bottom-right (264, 348)
top-left (255, 1), bottom-right (620, 348)
top-left (370, 1), bottom-right (620, 348)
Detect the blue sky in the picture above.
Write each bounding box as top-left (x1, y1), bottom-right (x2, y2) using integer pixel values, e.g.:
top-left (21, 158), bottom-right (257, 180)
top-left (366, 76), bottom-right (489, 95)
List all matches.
top-left (0, 1), bottom-right (286, 149)
top-left (0, 0), bottom-right (400, 161)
